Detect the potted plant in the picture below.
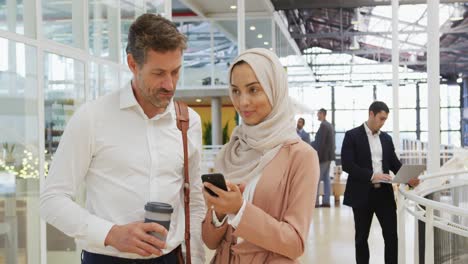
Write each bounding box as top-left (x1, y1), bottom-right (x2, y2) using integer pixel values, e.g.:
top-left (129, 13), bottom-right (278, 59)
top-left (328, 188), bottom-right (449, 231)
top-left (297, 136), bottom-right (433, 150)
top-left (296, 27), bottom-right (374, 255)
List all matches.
top-left (222, 122), bottom-right (230, 144)
top-left (2, 143), bottom-right (15, 166)
top-left (203, 121), bottom-right (231, 145)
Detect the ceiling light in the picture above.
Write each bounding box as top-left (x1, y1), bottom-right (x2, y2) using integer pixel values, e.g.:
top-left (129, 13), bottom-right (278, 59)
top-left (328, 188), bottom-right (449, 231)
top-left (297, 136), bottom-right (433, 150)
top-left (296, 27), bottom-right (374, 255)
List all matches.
top-left (349, 36), bottom-right (360, 50)
top-left (257, 34), bottom-right (263, 39)
top-left (250, 26), bottom-right (256, 31)
top-left (195, 98), bottom-right (202, 103)
top-left (230, 5), bottom-right (237, 10)
top-left (450, 3), bottom-right (464, 21)
top-left (264, 41), bottom-right (269, 45)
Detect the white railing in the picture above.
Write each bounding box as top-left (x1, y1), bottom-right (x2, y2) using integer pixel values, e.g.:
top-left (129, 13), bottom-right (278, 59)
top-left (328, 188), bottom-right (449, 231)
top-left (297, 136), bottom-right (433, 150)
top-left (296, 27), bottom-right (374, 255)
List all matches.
top-left (399, 138), bottom-right (465, 166)
top-left (201, 145), bottom-right (223, 174)
top-left (398, 149), bottom-right (468, 166)
top-left (398, 169), bottom-right (468, 264)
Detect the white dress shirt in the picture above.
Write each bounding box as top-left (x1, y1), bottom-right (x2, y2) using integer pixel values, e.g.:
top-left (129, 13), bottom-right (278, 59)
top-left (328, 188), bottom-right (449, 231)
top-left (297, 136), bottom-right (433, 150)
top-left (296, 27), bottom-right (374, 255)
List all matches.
top-left (40, 83), bottom-right (205, 263)
top-left (363, 122), bottom-right (383, 180)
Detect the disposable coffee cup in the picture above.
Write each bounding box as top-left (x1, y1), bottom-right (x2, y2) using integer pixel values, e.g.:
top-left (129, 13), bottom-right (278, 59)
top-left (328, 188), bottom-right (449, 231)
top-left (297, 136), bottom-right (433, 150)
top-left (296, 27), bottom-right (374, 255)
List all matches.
top-left (144, 202), bottom-right (173, 241)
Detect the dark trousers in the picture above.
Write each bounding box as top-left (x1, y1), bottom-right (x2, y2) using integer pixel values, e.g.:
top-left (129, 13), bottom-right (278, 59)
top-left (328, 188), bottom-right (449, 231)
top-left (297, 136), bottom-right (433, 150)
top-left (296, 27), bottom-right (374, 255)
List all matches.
top-left (82, 249), bottom-right (178, 264)
top-left (352, 187), bottom-right (398, 264)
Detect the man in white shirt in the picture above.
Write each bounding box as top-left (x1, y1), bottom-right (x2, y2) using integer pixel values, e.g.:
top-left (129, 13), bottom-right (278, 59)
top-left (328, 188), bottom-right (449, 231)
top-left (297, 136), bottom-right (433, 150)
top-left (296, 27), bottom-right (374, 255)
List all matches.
top-left (40, 14), bottom-right (205, 264)
top-left (341, 101), bottom-right (419, 264)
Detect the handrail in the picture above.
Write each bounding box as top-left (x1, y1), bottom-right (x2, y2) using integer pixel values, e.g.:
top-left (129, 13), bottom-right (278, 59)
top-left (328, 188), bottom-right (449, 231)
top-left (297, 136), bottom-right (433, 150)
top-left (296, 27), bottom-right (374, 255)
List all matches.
top-left (413, 179), bottom-right (468, 199)
top-left (397, 168), bottom-right (468, 264)
top-left (404, 202), bottom-right (468, 238)
top-left (397, 149), bottom-right (468, 153)
top-left (417, 169), bottom-right (468, 180)
top-left (399, 182), bottom-right (468, 217)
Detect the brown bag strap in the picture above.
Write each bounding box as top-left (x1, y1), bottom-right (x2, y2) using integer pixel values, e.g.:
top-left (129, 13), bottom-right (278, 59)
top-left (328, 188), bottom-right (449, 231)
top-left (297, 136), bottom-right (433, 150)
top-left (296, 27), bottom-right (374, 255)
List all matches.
top-left (174, 101), bottom-right (191, 264)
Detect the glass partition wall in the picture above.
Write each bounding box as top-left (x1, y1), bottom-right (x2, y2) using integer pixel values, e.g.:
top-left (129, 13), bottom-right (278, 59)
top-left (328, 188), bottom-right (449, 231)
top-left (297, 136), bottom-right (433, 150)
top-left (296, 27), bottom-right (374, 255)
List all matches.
top-left (291, 82), bottom-right (462, 157)
top-left (0, 1), bottom-right (165, 263)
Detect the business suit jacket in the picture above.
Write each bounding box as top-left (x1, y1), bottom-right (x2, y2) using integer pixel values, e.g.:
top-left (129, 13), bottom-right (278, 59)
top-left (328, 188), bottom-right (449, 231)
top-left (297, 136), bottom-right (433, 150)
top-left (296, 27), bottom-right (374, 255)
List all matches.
top-left (312, 120), bottom-right (335, 163)
top-left (202, 140), bottom-right (320, 263)
top-left (341, 124), bottom-right (402, 209)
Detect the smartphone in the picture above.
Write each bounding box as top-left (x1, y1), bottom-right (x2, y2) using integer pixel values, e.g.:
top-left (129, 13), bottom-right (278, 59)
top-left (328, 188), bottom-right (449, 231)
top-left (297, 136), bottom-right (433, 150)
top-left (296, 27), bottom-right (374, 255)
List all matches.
top-left (201, 173), bottom-right (228, 197)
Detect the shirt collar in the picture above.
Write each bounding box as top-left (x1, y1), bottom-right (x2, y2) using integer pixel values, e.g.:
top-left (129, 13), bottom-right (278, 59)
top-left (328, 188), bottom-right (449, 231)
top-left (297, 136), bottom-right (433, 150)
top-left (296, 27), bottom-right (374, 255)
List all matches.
top-left (120, 82), bottom-right (138, 109)
top-left (364, 122), bottom-right (380, 136)
top-left (161, 100), bottom-right (176, 120)
top-left (119, 81), bottom-right (176, 120)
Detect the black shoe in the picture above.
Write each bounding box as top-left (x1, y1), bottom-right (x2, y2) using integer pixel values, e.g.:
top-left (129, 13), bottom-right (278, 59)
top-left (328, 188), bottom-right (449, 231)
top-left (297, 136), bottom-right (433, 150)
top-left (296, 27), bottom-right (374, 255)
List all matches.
top-left (321, 204), bottom-right (331, 208)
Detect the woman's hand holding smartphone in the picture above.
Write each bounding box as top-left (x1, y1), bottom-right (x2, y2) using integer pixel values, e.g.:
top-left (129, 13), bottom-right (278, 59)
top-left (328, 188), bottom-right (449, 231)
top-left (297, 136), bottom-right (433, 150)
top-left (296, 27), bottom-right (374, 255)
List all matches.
top-left (201, 173), bottom-right (244, 217)
top-left (201, 173), bottom-right (228, 197)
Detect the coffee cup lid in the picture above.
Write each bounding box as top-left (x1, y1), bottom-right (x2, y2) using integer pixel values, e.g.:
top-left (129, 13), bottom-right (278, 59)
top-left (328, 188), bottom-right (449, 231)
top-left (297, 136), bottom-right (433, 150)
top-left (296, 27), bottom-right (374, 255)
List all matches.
top-left (145, 202), bottom-right (174, 214)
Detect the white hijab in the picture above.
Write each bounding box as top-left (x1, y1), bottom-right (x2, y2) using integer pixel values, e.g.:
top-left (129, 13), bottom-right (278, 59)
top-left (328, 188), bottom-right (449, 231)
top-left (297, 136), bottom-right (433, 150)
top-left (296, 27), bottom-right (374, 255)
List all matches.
top-left (214, 48), bottom-right (299, 184)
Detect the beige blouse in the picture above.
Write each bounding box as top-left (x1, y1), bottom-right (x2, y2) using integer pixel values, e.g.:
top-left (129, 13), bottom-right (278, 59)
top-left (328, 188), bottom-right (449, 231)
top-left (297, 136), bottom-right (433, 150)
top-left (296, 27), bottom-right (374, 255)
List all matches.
top-left (202, 140), bottom-right (320, 263)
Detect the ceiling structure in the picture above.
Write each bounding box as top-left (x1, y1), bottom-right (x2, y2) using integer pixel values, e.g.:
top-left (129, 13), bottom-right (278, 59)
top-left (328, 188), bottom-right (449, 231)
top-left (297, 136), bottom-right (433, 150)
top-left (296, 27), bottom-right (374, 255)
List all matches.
top-left (271, 0), bottom-right (465, 9)
top-left (173, 0), bottom-right (304, 104)
top-left (175, 0), bottom-right (298, 69)
top-left (32, 0), bottom-right (468, 87)
top-left (271, 0), bottom-right (468, 82)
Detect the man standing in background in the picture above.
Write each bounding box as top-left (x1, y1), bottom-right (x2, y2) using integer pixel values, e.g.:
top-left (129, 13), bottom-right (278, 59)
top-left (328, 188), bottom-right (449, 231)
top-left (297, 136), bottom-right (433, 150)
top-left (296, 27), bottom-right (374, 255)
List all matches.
top-left (296, 117), bottom-right (311, 144)
top-left (312, 108), bottom-right (335, 207)
top-left (341, 101), bottom-right (419, 264)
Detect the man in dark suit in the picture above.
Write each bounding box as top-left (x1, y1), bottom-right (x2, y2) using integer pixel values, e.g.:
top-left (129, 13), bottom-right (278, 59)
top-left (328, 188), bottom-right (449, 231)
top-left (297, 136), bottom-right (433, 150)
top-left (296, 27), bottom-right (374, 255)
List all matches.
top-left (312, 108), bottom-right (335, 207)
top-left (341, 101), bottom-right (419, 264)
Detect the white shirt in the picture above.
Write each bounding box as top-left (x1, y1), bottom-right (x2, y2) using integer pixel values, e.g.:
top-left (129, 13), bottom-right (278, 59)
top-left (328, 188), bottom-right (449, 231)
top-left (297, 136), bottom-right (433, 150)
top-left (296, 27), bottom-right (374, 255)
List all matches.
top-left (363, 122), bottom-right (383, 179)
top-left (40, 84), bottom-right (205, 263)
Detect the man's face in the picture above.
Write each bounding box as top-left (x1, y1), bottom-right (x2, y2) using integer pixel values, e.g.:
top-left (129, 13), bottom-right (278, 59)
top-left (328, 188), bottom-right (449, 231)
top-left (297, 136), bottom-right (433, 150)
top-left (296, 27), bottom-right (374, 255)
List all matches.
top-left (128, 49), bottom-right (182, 111)
top-left (368, 110), bottom-right (388, 132)
top-left (297, 119), bottom-right (304, 130)
top-left (317, 112), bottom-right (324, 121)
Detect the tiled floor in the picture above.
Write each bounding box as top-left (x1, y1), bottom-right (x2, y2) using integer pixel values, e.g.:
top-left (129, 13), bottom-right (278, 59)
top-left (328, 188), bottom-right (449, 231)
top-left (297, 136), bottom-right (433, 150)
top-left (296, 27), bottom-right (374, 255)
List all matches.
top-left (300, 202), bottom-right (386, 264)
top-left (301, 200), bottom-right (416, 264)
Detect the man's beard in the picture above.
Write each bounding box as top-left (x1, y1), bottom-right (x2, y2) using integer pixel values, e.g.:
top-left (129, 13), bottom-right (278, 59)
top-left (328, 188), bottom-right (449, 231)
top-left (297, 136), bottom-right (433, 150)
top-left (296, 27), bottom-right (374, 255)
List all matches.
top-left (139, 83), bottom-right (173, 109)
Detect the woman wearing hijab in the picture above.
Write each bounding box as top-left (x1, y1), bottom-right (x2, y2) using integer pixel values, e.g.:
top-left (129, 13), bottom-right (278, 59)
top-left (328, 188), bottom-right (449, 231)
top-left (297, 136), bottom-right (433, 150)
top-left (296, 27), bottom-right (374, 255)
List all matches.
top-left (201, 48), bottom-right (320, 263)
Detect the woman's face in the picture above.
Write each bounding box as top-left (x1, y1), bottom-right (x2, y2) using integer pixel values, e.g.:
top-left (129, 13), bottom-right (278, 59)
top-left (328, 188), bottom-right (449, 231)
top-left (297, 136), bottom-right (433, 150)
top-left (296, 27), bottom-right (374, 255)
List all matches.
top-left (230, 63), bottom-right (272, 126)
